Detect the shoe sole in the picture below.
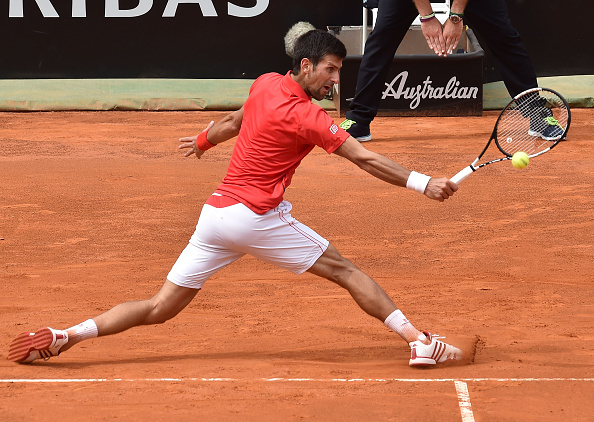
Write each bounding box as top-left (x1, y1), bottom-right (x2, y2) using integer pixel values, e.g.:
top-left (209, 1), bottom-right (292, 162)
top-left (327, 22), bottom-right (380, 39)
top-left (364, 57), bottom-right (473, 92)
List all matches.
top-left (409, 359), bottom-right (436, 367)
top-left (542, 135), bottom-right (562, 141)
top-left (355, 135), bottom-right (372, 142)
top-left (528, 129), bottom-right (562, 142)
top-left (410, 355), bottom-right (462, 367)
top-left (7, 328), bottom-right (55, 363)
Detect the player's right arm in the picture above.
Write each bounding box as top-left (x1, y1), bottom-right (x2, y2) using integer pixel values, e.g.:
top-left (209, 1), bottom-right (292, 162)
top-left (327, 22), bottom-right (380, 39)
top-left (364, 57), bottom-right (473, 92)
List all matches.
top-left (333, 136), bottom-right (457, 202)
top-left (179, 106), bottom-right (245, 159)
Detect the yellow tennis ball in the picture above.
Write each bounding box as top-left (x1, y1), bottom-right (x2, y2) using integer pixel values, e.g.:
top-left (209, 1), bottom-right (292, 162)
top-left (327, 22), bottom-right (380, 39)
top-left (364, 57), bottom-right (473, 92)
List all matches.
top-left (512, 151), bottom-right (529, 169)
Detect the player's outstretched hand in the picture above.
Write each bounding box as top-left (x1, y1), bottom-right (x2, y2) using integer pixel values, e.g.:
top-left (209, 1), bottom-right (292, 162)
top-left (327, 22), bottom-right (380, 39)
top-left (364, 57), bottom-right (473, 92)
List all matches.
top-left (178, 120), bottom-right (215, 159)
top-left (424, 177), bottom-right (458, 202)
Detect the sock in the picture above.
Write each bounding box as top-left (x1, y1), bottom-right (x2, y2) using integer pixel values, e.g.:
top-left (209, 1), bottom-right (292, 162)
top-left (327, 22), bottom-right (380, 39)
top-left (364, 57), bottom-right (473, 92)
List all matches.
top-left (65, 319), bottom-right (99, 346)
top-left (384, 310), bottom-right (426, 344)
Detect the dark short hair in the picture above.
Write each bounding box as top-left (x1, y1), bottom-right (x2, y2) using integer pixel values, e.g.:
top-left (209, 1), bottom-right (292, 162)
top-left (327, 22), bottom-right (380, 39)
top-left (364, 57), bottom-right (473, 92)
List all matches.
top-left (292, 29), bottom-right (347, 74)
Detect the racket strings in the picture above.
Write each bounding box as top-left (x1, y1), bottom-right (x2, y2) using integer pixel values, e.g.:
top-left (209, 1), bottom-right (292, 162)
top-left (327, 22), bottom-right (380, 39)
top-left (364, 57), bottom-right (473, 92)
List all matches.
top-left (496, 91), bottom-right (568, 157)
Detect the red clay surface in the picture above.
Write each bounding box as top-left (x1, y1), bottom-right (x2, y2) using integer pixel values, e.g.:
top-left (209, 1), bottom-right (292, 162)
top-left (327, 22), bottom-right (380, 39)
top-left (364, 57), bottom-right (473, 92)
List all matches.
top-left (1, 109), bottom-right (593, 421)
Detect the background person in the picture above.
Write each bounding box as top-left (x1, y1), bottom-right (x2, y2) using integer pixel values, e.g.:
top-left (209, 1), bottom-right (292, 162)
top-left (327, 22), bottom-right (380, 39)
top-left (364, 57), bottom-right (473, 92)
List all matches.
top-left (340, 0), bottom-right (542, 142)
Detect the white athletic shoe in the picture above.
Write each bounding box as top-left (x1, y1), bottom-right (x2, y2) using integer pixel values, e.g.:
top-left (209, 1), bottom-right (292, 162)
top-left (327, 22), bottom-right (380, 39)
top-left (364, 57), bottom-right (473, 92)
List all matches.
top-left (409, 331), bottom-right (462, 367)
top-left (8, 327), bottom-right (69, 363)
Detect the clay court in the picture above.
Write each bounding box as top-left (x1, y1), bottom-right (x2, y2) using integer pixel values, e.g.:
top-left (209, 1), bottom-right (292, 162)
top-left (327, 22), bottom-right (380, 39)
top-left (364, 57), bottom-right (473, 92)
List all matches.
top-left (1, 109), bottom-right (593, 421)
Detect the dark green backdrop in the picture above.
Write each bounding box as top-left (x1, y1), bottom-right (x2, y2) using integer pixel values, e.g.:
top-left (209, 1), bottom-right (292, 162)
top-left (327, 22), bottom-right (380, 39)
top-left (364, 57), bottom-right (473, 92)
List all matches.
top-left (0, 1), bottom-right (591, 80)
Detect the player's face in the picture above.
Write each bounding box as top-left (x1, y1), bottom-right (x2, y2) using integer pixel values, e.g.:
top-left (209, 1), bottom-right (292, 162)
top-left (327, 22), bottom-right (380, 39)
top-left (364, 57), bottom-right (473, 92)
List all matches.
top-left (303, 54), bottom-right (342, 101)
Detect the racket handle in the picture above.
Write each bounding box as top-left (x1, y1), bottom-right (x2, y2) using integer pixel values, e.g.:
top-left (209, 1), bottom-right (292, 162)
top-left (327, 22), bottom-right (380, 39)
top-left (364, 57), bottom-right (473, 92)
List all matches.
top-left (450, 166), bottom-right (474, 184)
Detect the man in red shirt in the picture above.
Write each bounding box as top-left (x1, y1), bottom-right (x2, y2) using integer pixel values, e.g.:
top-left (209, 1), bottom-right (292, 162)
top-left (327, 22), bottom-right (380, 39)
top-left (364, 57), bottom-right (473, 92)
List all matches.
top-left (9, 30), bottom-right (461, 367)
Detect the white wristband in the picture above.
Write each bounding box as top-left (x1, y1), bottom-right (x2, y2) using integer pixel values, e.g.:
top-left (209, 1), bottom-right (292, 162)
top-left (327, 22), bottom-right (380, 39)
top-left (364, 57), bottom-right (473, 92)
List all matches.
top-left (406, 171), bottom-right (431, 194)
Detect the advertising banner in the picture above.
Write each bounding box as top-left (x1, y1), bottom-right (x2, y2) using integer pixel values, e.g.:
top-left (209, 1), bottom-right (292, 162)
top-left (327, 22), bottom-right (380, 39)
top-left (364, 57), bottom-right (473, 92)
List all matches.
top-left (0, 1), bottom-right (590, 80)
top-left (0, 0), bottom-right (359, 79)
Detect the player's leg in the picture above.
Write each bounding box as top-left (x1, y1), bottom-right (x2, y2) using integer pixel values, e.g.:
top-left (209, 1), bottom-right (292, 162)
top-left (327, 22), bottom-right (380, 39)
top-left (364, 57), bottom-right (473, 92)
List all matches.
top-left (307, 244), bottom-right (394, 320)
top-left (59, 280), bottom-right (199, 355)
top-left (237, 201), bottom-right (461, 361)
top-left (307, 244), bottom-right (462, 366)
top-left (236, 201), bottom-right (423, 343)
top-left (307, 244), bottom-right (421, 342)
top-left (91, 280), bottom-right (199, 337)
top-left (7, 281), bottom-right (200, 363)
top-left (8, 202), bottom-right (244, 363)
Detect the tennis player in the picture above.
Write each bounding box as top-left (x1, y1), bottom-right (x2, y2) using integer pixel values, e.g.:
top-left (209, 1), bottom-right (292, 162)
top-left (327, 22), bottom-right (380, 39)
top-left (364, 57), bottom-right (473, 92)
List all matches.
top-left (8, 29), bottom-right (461, 367)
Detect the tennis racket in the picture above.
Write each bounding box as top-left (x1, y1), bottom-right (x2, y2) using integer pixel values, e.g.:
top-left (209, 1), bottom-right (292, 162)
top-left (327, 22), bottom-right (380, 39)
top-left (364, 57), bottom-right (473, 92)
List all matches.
top-left (451, 87), bottom-right (571, 184)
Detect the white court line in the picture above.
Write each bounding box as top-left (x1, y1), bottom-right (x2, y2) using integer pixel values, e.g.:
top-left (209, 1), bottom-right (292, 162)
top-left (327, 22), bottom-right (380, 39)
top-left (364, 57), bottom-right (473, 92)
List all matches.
top-left (4, 377), bottom-right (592, 422)
top-left (1, 377), bottom-right (593, 383)
top-left (455, 381), bottom-right (475, 422)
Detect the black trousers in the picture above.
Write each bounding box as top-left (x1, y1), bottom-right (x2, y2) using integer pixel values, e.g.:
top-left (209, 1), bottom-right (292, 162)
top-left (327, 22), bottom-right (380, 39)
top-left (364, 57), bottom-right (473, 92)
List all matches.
top-left (346, 0), bottom-right (538, 125)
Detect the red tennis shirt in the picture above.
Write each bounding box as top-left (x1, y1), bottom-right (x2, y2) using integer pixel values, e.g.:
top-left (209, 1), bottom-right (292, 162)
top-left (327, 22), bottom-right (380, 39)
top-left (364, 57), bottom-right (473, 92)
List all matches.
top-left (209, 71), bottom-right (350, 214)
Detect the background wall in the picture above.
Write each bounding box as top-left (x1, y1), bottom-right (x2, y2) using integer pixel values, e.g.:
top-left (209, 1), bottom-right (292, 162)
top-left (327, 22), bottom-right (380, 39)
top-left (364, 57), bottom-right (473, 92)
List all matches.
top-left (481, 0), bottom-right (592, 82)
top-left (0, 0), bottom-right (591, 82)
top-left (0, 0), bottom-right (360, 79)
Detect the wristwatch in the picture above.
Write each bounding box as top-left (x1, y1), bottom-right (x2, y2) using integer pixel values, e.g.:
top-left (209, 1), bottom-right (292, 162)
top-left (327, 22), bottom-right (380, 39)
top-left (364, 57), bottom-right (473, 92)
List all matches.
top-left (449, 12), bottom-right (464, 24)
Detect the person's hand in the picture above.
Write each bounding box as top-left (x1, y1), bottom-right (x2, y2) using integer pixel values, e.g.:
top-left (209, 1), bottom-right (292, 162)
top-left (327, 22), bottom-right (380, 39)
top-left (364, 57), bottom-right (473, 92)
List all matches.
top-left (421, 18), bottom-right (446, 56)
top-left (424, 177), bottom-right (458, 202)
top-left (178, 121), bottom-right (214, 159)
top-left (443, 19), bottom-right (464, 55)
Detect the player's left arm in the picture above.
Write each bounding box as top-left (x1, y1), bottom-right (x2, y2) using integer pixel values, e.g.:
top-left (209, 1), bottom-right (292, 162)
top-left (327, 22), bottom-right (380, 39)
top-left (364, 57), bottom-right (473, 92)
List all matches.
top-left (333, 136), bottom-right (457, 202)
top-left (443, 0), bottom-right (469, 55)
top-left (179, 106), bottom-right (245, 159)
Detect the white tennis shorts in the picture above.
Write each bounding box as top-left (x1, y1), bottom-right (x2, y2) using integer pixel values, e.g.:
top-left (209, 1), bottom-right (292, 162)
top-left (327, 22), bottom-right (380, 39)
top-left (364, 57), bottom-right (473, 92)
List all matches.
top-left (167, 200), bottom-right (329, 289)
